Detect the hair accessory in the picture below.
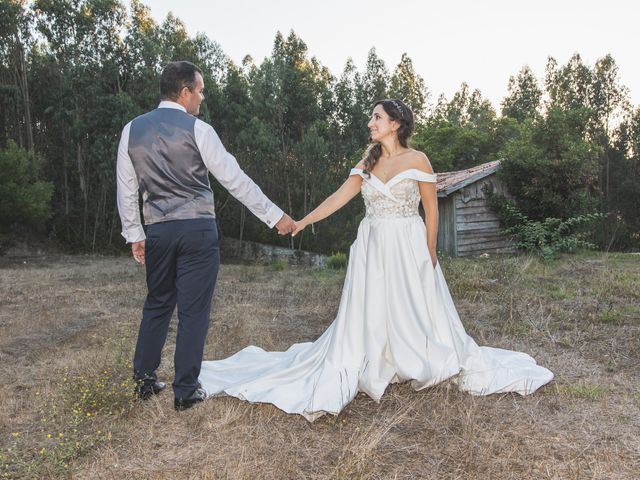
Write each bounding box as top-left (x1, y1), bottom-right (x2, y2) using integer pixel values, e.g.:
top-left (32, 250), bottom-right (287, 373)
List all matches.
top-left (390, 99), bottom-right (405, 119)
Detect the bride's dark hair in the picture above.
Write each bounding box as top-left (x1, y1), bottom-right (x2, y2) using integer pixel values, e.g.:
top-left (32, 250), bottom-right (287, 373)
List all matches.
top-left (362, 98), bottom-right (415, 175)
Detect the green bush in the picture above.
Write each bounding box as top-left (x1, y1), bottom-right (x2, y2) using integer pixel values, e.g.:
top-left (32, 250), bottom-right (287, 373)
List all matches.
top-left (488, 193), bottom-right (603, 260)
top-left (0, 140), bottom-right (53, 233)
top-left (325, 252), bottom-right (347, 270)
top-left (496, 108), bottom-right (599, 222)
top-left (270, 258), bottom-right (287, 271)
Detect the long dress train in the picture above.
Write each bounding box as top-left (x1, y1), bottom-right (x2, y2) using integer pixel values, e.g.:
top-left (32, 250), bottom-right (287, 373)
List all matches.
top-left (199, 168), bottom-right (554, 421)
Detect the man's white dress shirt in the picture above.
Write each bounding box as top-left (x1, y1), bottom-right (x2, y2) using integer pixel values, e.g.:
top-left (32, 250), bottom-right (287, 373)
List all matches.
top-left (116, 101), bottom-right (284, 243)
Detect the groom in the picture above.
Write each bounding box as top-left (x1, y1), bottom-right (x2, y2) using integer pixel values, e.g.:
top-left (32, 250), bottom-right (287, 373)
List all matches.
top-left (116, 60), bottom-right (295, 411)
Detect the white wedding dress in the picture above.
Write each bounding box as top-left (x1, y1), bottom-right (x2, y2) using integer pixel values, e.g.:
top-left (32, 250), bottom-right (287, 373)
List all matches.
top-left (199, 168), bottom-right (554, 421)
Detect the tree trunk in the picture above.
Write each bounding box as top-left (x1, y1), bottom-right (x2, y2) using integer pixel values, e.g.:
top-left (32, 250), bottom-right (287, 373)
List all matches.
top-left (62, 127), bottom-right (70, 240)
top-left (238, 205), bottom-right (246, 256)
top-left (298, 174), bottom-right (308, 251)
top-left (92, 184), bottom-right (106, 251)
top-left (15, 35), bottom-right (33, 151)
top-left (109, 201), bottom-right (117, 247)
top-left (286, 176), bottom-right (293, 249)
top-left (77, 142), bottom-right (88, 243)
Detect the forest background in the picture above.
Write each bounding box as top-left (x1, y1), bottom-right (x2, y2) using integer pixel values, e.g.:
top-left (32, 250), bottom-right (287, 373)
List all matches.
top-left (2, 0), bottom-right (639, 255)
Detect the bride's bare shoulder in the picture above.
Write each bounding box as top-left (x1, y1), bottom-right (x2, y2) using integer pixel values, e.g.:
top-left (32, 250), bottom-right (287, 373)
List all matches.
top-left (407, 149), bottom-right (434, 174)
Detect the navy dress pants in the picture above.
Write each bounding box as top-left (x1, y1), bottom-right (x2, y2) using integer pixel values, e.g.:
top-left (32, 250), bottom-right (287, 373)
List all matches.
top-left (133, 218), bottom-right (220, 398)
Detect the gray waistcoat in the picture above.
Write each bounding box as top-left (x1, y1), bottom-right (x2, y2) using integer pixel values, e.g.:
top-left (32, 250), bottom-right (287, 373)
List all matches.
top-left (128, 108), bottom-right (215, 225)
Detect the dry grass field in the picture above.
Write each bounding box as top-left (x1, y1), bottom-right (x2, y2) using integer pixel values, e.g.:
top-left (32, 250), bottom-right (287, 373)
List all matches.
top-left (0, 251), bottom-right (638, 479)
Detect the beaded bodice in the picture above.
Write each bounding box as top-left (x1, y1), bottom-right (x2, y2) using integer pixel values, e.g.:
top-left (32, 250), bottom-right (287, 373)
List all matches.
top-left (362, 178), bottom-right (420, 218)
top-left (350, 168), bottom-right (437, 220)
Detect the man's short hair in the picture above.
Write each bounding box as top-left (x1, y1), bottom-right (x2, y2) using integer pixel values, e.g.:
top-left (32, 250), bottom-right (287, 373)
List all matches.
top-left (160, 61), bottom-right (202, 101)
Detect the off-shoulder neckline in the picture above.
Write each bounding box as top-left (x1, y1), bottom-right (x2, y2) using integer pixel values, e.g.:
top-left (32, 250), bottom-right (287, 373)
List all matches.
top-left (350, 167), bottom-right (436, 185)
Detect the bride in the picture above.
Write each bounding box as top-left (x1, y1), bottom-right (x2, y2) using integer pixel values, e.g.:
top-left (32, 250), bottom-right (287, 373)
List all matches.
top-left (199, 98), bottom-right (554, 421)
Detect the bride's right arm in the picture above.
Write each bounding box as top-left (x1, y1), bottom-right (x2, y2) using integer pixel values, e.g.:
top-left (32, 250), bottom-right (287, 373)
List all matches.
top-left (292, 169), bottom-right (363, 236)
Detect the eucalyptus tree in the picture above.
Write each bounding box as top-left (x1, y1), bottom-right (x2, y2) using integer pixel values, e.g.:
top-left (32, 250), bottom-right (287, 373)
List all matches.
top-left (334, 58), bottom-right (365, 157)
top-left (356, 48), bottom-right (388, 114)
top-left (501, 65), bottom-right (542, 122)
top-left (388, 53), bottom-right (428, 119)
top-left (608, 106), bottom-right (640, 249)
top-left (416, 83), bottom-right (498, 171)
top-left (544, 53), bottom-right (634, 245)
top-left (122, 0), bottom-right (163, 111)
top-left (0, 0), bottom-right (34, 151)
top-left (589, 55), bottom-right (631, 228)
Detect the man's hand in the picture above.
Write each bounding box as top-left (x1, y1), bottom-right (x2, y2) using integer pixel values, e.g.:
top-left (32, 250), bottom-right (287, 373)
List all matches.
top-left (275, 214), bottom-right (296, 235)
top-left (132, 240), bottom-right (146, 265)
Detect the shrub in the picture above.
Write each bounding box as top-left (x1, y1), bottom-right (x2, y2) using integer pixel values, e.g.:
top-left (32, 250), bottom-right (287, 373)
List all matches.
top-left (325, 252), bottom-right (347, 270)
top-left (0, 140), bottom-right (53, 233)
top-left (487, 193), bottom-right (603, 260)
top-left (270, 258), bottom-right (287, 271)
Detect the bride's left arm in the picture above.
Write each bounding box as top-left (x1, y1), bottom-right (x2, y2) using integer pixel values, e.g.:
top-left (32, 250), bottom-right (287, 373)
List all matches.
top-left (292, 173), bottom-right (363, 236)
top-left (414, 153), bottom-right (439, 266)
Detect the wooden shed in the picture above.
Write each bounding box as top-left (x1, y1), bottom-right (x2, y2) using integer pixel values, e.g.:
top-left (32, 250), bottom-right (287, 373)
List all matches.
top-left (435, 160), bottom-right (513, 257)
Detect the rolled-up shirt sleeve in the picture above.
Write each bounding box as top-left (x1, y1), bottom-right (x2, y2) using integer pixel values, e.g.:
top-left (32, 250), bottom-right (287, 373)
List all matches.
top-left (194, 119), bottom-right (284, 228)
top-left (116, 122), bottom-right (146, 243)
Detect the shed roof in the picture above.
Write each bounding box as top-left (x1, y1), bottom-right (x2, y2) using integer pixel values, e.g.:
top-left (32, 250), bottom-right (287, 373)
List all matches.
top-left (436, 160), bottom-right (500, 197)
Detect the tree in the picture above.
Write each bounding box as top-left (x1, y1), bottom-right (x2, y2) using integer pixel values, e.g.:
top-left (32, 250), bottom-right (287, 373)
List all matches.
top-left (355, 48), bottom-right (388, 113)
top-left (501, 65), bottom-right (542, 122)
top-left (0, 0), bottom-right (34, 150)
top-left (388, 53), bottom-right (428, 118)
top-left (544, 53), bottom-right (635, 247)
top-left (334, 58), bottom-right (368, 159)
top-left (417, 84), bottom-right (498, 170)
top-left (122, 0), bottom-right (162, 110)
top-left (3, 1), bottom-right (638, 254)
top-left (545, 54), bottom-right (592, 112)
top-left (0, 140), bottom-right (53, 233)
top-left (589, 55), bottom-right (631, 222)
top-left (497, 107), bottom-right (599, 221)
top-left (607, 106), bottom-right (640, 250)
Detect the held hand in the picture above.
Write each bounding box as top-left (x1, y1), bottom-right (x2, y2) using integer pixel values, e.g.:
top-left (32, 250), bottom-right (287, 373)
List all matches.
top-left (291, 219), bottom-right (308, 237)
top-left (275, 214), bottom-right (296, 235)
top-left (132, 240), bottom-right (145, 265)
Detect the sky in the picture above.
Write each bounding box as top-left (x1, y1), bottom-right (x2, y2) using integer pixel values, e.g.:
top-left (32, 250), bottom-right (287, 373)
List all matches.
top-left (140, 0), bottom-right (640, 111)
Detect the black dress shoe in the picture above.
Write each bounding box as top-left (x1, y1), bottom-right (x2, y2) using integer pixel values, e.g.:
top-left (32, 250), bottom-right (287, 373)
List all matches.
top-left (135, 381), bottom-right (167, 400)
top-left (174, 387), bottom-right (207, 411)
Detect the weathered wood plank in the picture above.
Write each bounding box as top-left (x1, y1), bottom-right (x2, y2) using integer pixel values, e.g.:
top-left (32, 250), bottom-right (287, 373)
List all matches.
top-left (455, 205), bottom-right (494, 215)
top-left (458, 241), bottom-right (515, 253)
top-left (458, 246), bottom-right (515, 257)
top-left (458, 242), bottom-right (512, 253)
top-left (436, 196), bottom-right (457, 256)
top-left (458, 235), bottom-right (511, 246)
top-left (457, 234), bottom-right (510, 247)
top-left (456, 220), bottom-right (501, 232)
top-left (458, 234), bottom-right (512, 246)
top-left (458, 227), bottom-right (506, 238)
top-left (456, 211), bottom-right (501, 223)
top-left (457, 227), bottom-right (504, 238)
top-left (454, 197), bottom-right (488, 209)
